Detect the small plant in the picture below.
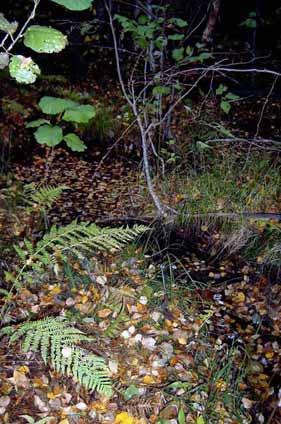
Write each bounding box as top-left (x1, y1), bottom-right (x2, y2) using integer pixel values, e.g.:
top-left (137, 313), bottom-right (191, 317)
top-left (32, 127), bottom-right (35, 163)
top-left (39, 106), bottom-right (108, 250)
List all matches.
top-left (26, 96), bottom-right (96, 152)
top-left (215, 84), bottom-right (240, 114)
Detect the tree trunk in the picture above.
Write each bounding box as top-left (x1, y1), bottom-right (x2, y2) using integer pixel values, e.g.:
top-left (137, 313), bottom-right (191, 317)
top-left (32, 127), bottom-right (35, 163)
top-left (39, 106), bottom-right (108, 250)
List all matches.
top-left (202, 0), bottom-right (221, 43)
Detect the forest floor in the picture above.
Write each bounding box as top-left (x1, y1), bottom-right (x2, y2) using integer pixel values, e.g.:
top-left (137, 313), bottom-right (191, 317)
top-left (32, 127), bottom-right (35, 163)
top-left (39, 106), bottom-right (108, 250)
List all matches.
top-left (0, 76), bottom-right (281, 424)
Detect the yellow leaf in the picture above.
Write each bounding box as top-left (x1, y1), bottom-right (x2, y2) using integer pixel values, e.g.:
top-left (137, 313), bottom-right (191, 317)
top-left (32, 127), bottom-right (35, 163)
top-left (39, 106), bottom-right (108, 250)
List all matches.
top-left (233, 292), bottom-right (245, 303)
top-left (143, 375), bottom-right (155, 384)
top-left (114, 412), bottom-right (135, 424)
top-left (18, 365), bottom-right (29, 374)
top-left (59, 420), bottom-right (69, 424)
top-left (49, 286), bottom-right (61, 295)
top-left (90, 399), bottom-right (109, 412)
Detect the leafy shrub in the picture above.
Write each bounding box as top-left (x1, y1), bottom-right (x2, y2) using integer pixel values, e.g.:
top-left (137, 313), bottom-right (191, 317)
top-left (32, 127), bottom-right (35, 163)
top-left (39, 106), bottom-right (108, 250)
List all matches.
top-left (27, 96), bottom-right (96, 152)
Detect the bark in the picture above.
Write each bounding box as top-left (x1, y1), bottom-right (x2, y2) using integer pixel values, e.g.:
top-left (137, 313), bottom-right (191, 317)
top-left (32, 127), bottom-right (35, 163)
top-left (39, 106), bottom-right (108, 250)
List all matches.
top-left (202, 0), bottom-right (221, 43)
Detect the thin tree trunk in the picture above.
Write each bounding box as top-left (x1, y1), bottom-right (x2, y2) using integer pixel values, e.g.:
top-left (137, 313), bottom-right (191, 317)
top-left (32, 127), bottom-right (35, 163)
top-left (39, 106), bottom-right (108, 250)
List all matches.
top-left (202, 0), bottom-right (221, 43)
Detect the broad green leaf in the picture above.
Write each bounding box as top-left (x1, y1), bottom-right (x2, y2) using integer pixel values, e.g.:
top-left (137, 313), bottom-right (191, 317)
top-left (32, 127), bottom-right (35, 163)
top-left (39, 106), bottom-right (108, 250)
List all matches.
top-left (26, 119), bottom-right (51, 128)
top-left (50, 0), bottom-right (93, 11)
top-left (0, 52), bottom-right (9, 69)
top-left (34, 125), bottom-right (63, 146)
top-left (63, 104), bottom-right (96, 123)
top-left (170, 18), bottom-right (188, 28)
top-left (178, 408), bottom-right (185, 424)
top-left (168, 34), bottom-right (184, 41)
top-left (172, 47), bottom-right (184, 62)
top-left (220, 100), bottom-right (231, 114)
top-left (225, 92), bottom-right (240, 101)
top-left (216, 84), bottom-right (228, 95)
top-left (24, 25), bottom-right (67, 53)
top-left (9, 55), bottom-right (41, 84)
top-left (63, 133), bottom-right (87, 152)
top-left (152, 86), bottom-right (171, 96)
top-left (196, 417), bottom-right (205, 424)
top-left (0, 13), bottom-right (18, 34)
top-left (39, 96), bottom-right (78, 115)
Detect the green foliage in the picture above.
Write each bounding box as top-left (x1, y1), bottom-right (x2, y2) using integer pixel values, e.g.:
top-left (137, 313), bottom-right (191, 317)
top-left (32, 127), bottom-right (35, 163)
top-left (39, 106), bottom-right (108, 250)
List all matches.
top-left (50, 0), bottom-right (94, 11)
top-left (34, 124), bottom-right (63, 146)
top-left (173, 158), bottom-right (281, 219)
top-left (62, 104), bottom-right (96, 123)
top-left (215, 84), bottom-right (240, 114)
top-left (27, 96), bottom-right (96, 152)
top-left (2, 317), bottom-right (112, 396)
top-left (90, 104), bottom-right (117, 140)
top-left (14, 222), bottom-right (148, 283)
top-left (38, 96), bottom-right (78, 115)
top-left (1, 0), bottom-right (93, 83)
top-left (63, 133), bottom-right (86, 152)
top-left (23, 25), bottom-right (67, 54)
top-left (9, 55), bottom-right (41, 84)
top-left (23, 183), bottom-right (68, 212)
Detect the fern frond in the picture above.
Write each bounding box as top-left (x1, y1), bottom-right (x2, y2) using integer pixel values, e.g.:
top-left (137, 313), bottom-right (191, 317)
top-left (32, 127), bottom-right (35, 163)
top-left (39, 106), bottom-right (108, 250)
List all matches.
top-left (16, 223), bottom-right (148, 274)
top-left (4, 317), bottom-right (112, 397)
top-left (24, 184), bottom-right (68, 211)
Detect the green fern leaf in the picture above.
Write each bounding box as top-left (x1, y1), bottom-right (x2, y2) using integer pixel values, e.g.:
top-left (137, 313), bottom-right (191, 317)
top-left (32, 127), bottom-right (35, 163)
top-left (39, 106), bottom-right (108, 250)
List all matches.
top-left (4, 317), bottom-right (112, 397)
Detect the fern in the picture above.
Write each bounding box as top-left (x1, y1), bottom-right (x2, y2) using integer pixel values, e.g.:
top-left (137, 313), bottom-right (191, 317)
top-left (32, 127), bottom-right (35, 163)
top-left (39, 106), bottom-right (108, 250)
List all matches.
top-left (2, 317), bottom-right (112, 396)
top-left (23, 183), bottom-right (68, 212)
top-left (14, 223), bottom-right (148, 281)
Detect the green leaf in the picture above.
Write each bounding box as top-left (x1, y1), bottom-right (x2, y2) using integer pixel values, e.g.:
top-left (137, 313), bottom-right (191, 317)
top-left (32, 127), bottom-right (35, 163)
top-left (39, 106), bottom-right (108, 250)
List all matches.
top-left (178, 408), bottom-right (185, 424)
top-left (216, 84), bottom-right (228, 95)
top-left (9, 55), bottom-right (41, 84)
top-left (24, 25), bottom-right (67, 53)
top-left (39, 96), bottom-right (78, 115)
top-left (50, 0), bottom-right (93, 11)
top-left (63, 104), bottom-right (96, 123)
top-left (168, 34), bottom-right (184, 41)
top-left (186, 46), bottom-right (193, 56)
top-left (63, 133), bottom-right (87, 152)
top-left (225, 92), bottom-right (240, 101)
top-left (197, 52), bottom-right (212, 63)
top-left (138, 15), bottom-right (149, 25)
top-left (124, 384), bottom-right (140, 401)
top-left (0, 13), bottom-right (18, 34)
top-left (155, 36), bottom-right (167, 49)
top-left (196, 417), bottom-right (205, 424)
top-left (152, 86), bottom-right (171, 96)
top-left (34, 125), bottom-right (63, 147)
top-left (220, 100), bottom-right (231, 114)
top-left (241, 18), bottom-right (257, 29)
top-left (170, 18), bottom-right (188, 28)
top-left (26, 119), bottom-right (51, 128)
top-left (172, 47), bottom-right (184, 62)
